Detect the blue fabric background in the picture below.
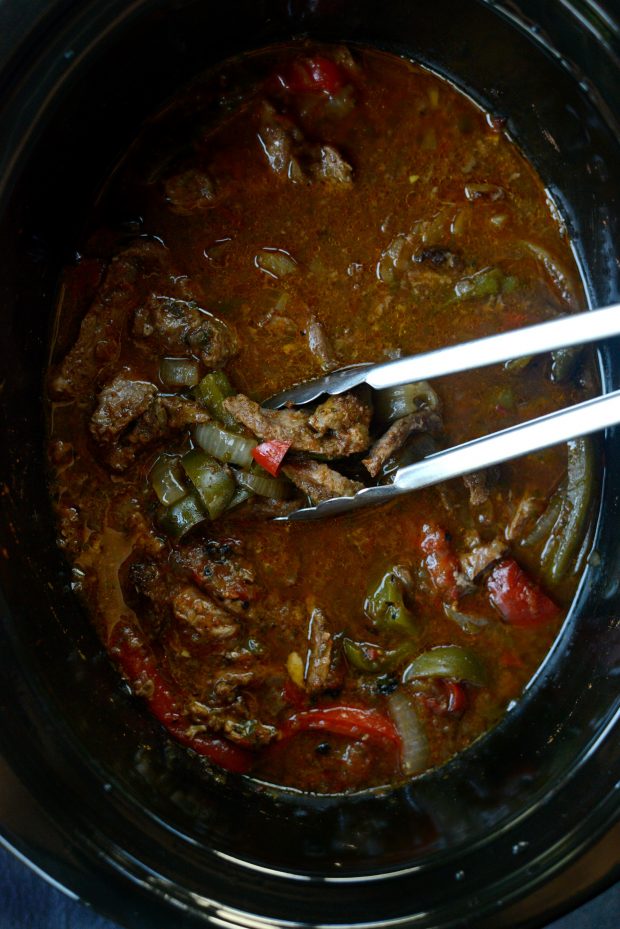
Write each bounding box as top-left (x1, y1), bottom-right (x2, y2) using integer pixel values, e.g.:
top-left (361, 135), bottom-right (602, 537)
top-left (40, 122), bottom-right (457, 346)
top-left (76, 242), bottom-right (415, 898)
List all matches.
top-left (0, 844), bottom-right (618, 929)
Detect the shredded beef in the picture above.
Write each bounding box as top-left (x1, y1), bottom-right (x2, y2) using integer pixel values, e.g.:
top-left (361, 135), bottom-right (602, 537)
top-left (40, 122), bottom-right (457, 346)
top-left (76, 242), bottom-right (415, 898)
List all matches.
top-left (227, 497), bottom-right (305, 519)
top-left (188, 700), bottom-right (277, 748)
top-left (463, 471), bottom-right (489, 506)
top-left (258, 101), bottom-right (352, 186)
top-left (51, 241), bottom-right (169, 400)
top-left (159, 396), bottom-right (211, 429)
top-left (258, 102), bottom-right (305, 178)
top-left (506, 493), bottom-right (543, 541)
top-left (310, 145), bottom-right (353, 184)
top-left (90, 376), bottom-right (157, 443)
top-left (363, 411), bottom-right (442, 478)
top-left (223, 392), bottom-right (370, 457)
top-left (164, 169), bottom-right (216, 214)
top-left (282, 459), bottom-right (363, 504)
top-left (308, 393), bottom-right (369, 437)
top-left (133, 294), bottom-right (237, 368)
top-left (306, 315), bottom-right (337, 371)
top-left (305, 608), bottom-right (334, 694)
top-left (90, 375), bottom-right (211, 471)
top-left (461, 538), bottom-right (507, 580)
top-left (177, 540), bottom-right (257, 603)
top-left (172, 586), bottom-right (239, 639)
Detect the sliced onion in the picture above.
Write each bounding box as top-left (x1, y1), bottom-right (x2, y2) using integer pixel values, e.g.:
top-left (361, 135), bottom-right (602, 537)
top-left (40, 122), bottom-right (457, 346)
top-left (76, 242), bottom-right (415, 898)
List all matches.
top-left (464, 182), bottom-right (504, 201)
top-left (234, 467), bottom-right (293, 500)
top-left (255, 248), bottom-right (297, 279)
top-left (159, 357), bottom-right (200, 387)
top-left (150, 455), bottom-right (187, 506)
top-left (388, 691), bottom-right (429, 776)
top-left (374, 381), bottom-right (440, 423)
top-left (194, 423), bottom-right (256, 468)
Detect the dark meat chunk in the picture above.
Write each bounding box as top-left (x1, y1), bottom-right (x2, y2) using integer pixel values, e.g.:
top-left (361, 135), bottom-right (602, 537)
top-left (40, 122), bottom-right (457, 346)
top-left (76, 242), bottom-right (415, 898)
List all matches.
top-left (309, 145), bottom-right (353, 184)
top-left (107, 399), bottom-right (169, 471)
top-left (305, 608), bottom-right (333, 694)
top-left (90, 376), bottom-right (211, 471)
top-left (51, 241), bottom-right (168, 400)
top-left (461, 538), bottom-right (507, 580)
top-left (164, 169), bottom-right (216, 214)
top-left (306, 315), bottom-right (337, 371)
top-left (226, 497), bottom-right (305, 520)
top-left (213, 670), bottom-right (255, 702)
top-left (282, 459), bottom-right (363, 504)
top-left (363, 411), bottom-right (442, 478)
top-left (188, 700), bottom-right (277, 748)
top-left (223, 393), bottom-right (370, 457)
top-left (308, 393), bottom-right (370, 437)
top-left (258, 101), bottom-right (352, 186)
top-left (463, 468), bottom-right (499, 506)
top-left (172, 586), bottom-right (239, 639)
top-left (258, 102), bottom-right (305, 179)
top-left (90, 376), bottom-right (157, 443)
top-left (128, 559), bottom-right (172, 625)
top-left (505, 493), bottom-right (544, 541)
top-left (178, 540), bottom-right (257, 603)
top-left (133, 295), bottom-right (237, 368)
top-left (159, 396), bottom-right (211, 429)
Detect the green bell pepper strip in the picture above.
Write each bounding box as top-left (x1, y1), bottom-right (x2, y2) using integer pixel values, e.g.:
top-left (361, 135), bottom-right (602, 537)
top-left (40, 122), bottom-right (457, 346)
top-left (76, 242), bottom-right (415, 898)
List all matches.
top-left (453, 267), bottom-right (518, 301)
top-left (150, 455), bottom-right (187, 506)
top-left (194, 370), bottom-right (238, 428)
top-left (157, 490), bottom-right (206, 538)
top-left (549, 346), bottom-right (582, 383)
top-left (541, 437), bottom-right (594, 583)
top-left (402, 645), bottom-right (487, 686)
top-left (343, 638), bottom-right (414, 673)
top-left (364, 568), bottom-right (417, 635)
top-left (181, 449), bottom-right (235, 520)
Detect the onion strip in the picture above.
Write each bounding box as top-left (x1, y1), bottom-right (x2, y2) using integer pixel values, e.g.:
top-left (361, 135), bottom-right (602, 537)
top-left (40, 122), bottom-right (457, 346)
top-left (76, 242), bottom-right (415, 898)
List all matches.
top-left (195, 423), bottom-right (256, 468)
top-left (388, 691), bottom-right (429, 776)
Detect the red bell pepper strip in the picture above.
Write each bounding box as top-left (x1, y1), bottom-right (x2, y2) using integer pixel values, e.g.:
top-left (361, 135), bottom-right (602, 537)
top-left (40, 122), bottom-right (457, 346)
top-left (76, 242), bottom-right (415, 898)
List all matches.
top-left (252, 440), bottom-right (291, 477)
top-left (445, 680), bottom-right (468, 715)
top-left (280, 706), bottom-right (402, 747)
top-left (421, 680), bottom-right (468, 718)
top-left (108, 622), bottom-right (254, 774)
top-left (277, 56), bottom-right (344, 95)
top-left (487, 559), bottom-right (560, 628)
top-left (420, 523), bottom-right (464, 601)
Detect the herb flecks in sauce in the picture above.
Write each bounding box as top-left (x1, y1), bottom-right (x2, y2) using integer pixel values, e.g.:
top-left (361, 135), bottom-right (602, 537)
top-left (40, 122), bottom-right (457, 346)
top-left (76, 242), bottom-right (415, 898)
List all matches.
top-left (47, 44), bottom-right (595, 794)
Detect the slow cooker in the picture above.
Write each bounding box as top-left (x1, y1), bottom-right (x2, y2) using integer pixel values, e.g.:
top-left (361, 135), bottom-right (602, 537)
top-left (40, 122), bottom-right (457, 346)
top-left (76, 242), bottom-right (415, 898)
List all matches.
top-left (0, 1), bottom-right (619, 927)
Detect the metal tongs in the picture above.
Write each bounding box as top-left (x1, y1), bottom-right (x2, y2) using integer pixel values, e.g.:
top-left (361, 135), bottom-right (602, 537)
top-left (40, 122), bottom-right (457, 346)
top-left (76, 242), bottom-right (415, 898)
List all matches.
top-left (265, 303), bottom-right (620, 521)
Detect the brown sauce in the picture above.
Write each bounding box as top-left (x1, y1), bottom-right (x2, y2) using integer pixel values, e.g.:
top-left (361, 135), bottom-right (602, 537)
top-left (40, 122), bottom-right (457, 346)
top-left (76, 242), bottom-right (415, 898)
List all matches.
top-left (47, 43), bottom-right (596, 793)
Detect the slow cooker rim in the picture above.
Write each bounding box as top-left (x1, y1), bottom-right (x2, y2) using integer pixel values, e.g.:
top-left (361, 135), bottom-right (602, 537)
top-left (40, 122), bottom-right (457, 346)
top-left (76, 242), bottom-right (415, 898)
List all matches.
top-left (1, 0), bottom-right (620, 927)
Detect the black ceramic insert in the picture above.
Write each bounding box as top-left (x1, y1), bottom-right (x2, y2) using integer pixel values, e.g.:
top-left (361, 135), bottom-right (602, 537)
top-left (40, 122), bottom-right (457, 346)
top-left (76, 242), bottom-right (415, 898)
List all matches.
top-left (0, 2), bottom-right (619, 927)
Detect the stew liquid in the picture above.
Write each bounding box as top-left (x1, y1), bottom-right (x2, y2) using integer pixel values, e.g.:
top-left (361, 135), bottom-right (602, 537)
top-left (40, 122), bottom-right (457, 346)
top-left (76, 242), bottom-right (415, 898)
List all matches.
top-left (47, 44), bottom-right (596, 793)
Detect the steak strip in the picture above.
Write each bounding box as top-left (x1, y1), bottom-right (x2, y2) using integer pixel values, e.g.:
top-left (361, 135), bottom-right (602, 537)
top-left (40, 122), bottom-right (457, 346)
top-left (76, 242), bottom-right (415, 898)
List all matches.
top-left (223, 392), bottom-right (371, 458)
top-left (363, 411), bottom-right (443, 478)
top-left (282, 459), bottom-right (363, 504)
